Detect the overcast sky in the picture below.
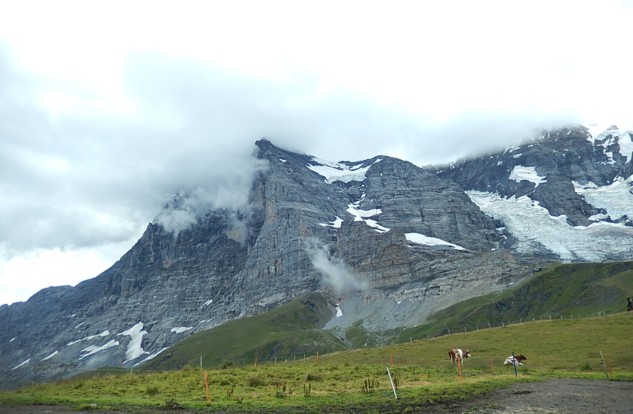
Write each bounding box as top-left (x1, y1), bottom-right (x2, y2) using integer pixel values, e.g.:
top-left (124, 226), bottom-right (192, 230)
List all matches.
top-left (1, 0), bottom-right (632, 305)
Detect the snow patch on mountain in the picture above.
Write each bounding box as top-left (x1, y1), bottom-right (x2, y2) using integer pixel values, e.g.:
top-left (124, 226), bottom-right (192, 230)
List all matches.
top-left (504, 143), bottom-right (521, 153)
top-left (405, 233), bottom-right (466, 250)
top-left (573, 176), bottom-right (633, 223)
top-left (319, 217), bottom-right (343, 228)
top-left (594, 127), bottom-right (633, 162)
top-left (41, 350), bottom-right (58, 361)
top-left (79, 340), bottom-right (119, 360)
top-left (619, 135), bottom-right (633, 161)
top-left (67, 330), bottom-right (110, 346)
top-left (509, 166), bottom-right (547, 187)
top-left (119, 322), bottom-right (148, 363)
top-left (11, 359), bottom-right (30, 370)
top-left (171, 327), bottom-right (193, 334)
top-left (134, 347), bottom-right (168, 367)
top-left (346, 204), bottom-right (389, 233)
top-left (467, 191), bottom-right (633, 261)
top-left (308, 158), bottom-right (381, 183)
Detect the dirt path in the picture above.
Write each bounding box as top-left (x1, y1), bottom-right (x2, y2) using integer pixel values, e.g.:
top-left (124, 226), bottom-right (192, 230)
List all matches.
top-left (1, 379), bottom-right (632, 413)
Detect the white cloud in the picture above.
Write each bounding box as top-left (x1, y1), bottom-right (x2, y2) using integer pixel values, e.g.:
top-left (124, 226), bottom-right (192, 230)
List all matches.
top-left (0, 0), bottom-right (632, 304)
top-left (0, 245), bottom-right (128, 306)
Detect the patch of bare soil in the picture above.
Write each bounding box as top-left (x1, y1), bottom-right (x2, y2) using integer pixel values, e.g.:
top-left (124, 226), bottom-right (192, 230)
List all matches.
top-left (1, 379), bottom-right (631, 414)
top-left (440, 378), bottom-right (633, 414)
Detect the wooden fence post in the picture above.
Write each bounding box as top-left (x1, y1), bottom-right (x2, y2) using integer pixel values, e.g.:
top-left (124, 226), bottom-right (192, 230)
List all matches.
top-left (204, 370), bottom-right (211, 403)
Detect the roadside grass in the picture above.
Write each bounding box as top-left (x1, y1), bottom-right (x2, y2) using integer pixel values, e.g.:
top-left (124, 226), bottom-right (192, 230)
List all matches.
top-left (1, 312), bottom-right (631, 412)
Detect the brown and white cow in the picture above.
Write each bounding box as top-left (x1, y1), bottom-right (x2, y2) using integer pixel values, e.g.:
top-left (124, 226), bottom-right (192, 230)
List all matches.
top-left (504, 354), bottom-right (527, 366)
top-left (448, 348), bottom-right (471, 365)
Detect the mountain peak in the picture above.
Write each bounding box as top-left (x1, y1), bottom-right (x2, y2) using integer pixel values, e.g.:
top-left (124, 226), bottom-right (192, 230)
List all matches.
top-left (2, 125), bottom-right (633, 389)
top-left (255, 137), bottom-right (271, 146)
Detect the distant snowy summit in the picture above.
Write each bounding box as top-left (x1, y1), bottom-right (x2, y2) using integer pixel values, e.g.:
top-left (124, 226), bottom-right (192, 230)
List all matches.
top-left (442, 124), bottom-right (633, 262)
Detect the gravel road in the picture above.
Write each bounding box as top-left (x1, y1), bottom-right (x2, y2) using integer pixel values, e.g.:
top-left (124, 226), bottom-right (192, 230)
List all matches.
top-left (1, 378), bottom-right (631, 413)
top-left (441, 378), bottom-right (633, 413)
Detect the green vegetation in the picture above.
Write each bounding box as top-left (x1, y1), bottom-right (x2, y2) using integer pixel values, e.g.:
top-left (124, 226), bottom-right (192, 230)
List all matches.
top-left (1, 313), bottom-right (631, 412)
top-left (398, 260), bottom-right (633, 341)
top-left (150, 261), bottom-right (633, 372)
top-left (142, 292), bottom-right (347, 370)
top-left (2, 261), bottom-right (632, 412)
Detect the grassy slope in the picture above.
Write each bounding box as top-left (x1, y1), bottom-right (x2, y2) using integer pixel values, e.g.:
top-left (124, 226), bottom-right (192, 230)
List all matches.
top-left (145, 261), bottom-right (633, 371)
top-left (325, 313), bottom-right (633, 373)
top-left (2, 313), bottom-right (631, 412)
top-left (142, 292), bottom-right (347, 370)
top-left (2, 261), bottom-right (633, 412)
top-left (397, 261), bottom-right (633, 341)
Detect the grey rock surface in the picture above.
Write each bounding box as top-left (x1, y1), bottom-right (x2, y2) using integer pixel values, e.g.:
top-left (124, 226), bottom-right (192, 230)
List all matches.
top-left (1, 127), bottom-right (632, 388)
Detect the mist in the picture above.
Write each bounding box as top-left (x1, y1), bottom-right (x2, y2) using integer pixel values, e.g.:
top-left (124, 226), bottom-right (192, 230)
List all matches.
top-left (305, 240), bottom-right (368, 295)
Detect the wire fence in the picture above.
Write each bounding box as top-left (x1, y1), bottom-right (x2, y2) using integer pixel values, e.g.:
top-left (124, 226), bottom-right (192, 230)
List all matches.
top-left (433, 309), bottom-right (614, 339)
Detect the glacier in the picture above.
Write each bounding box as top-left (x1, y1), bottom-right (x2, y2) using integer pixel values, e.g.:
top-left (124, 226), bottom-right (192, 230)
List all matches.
top-left (467, 190), bottom-right (633, 261)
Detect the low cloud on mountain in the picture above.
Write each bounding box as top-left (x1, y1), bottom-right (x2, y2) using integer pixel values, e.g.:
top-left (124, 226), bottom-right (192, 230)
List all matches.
top-left (305, 239), bottom-right (368, 295)
top-left (1, 0), bottom-right (633, 304)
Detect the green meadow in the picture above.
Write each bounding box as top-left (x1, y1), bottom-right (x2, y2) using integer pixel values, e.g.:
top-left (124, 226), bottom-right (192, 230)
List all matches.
top-left (1, 312), bottom-right (631, 412)
top-left (2, 261), bottom-right (632, 412)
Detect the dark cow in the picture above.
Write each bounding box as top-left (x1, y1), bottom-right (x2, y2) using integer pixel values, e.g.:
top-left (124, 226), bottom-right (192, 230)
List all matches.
top-left (504, 354), bottom-right (527, 366)
top-left (448, 348), bottom-right (471, 365)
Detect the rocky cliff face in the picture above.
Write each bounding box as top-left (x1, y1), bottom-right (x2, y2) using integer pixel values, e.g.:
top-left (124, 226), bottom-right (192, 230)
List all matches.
top-left (2, 126), bottom-right (632, 388)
